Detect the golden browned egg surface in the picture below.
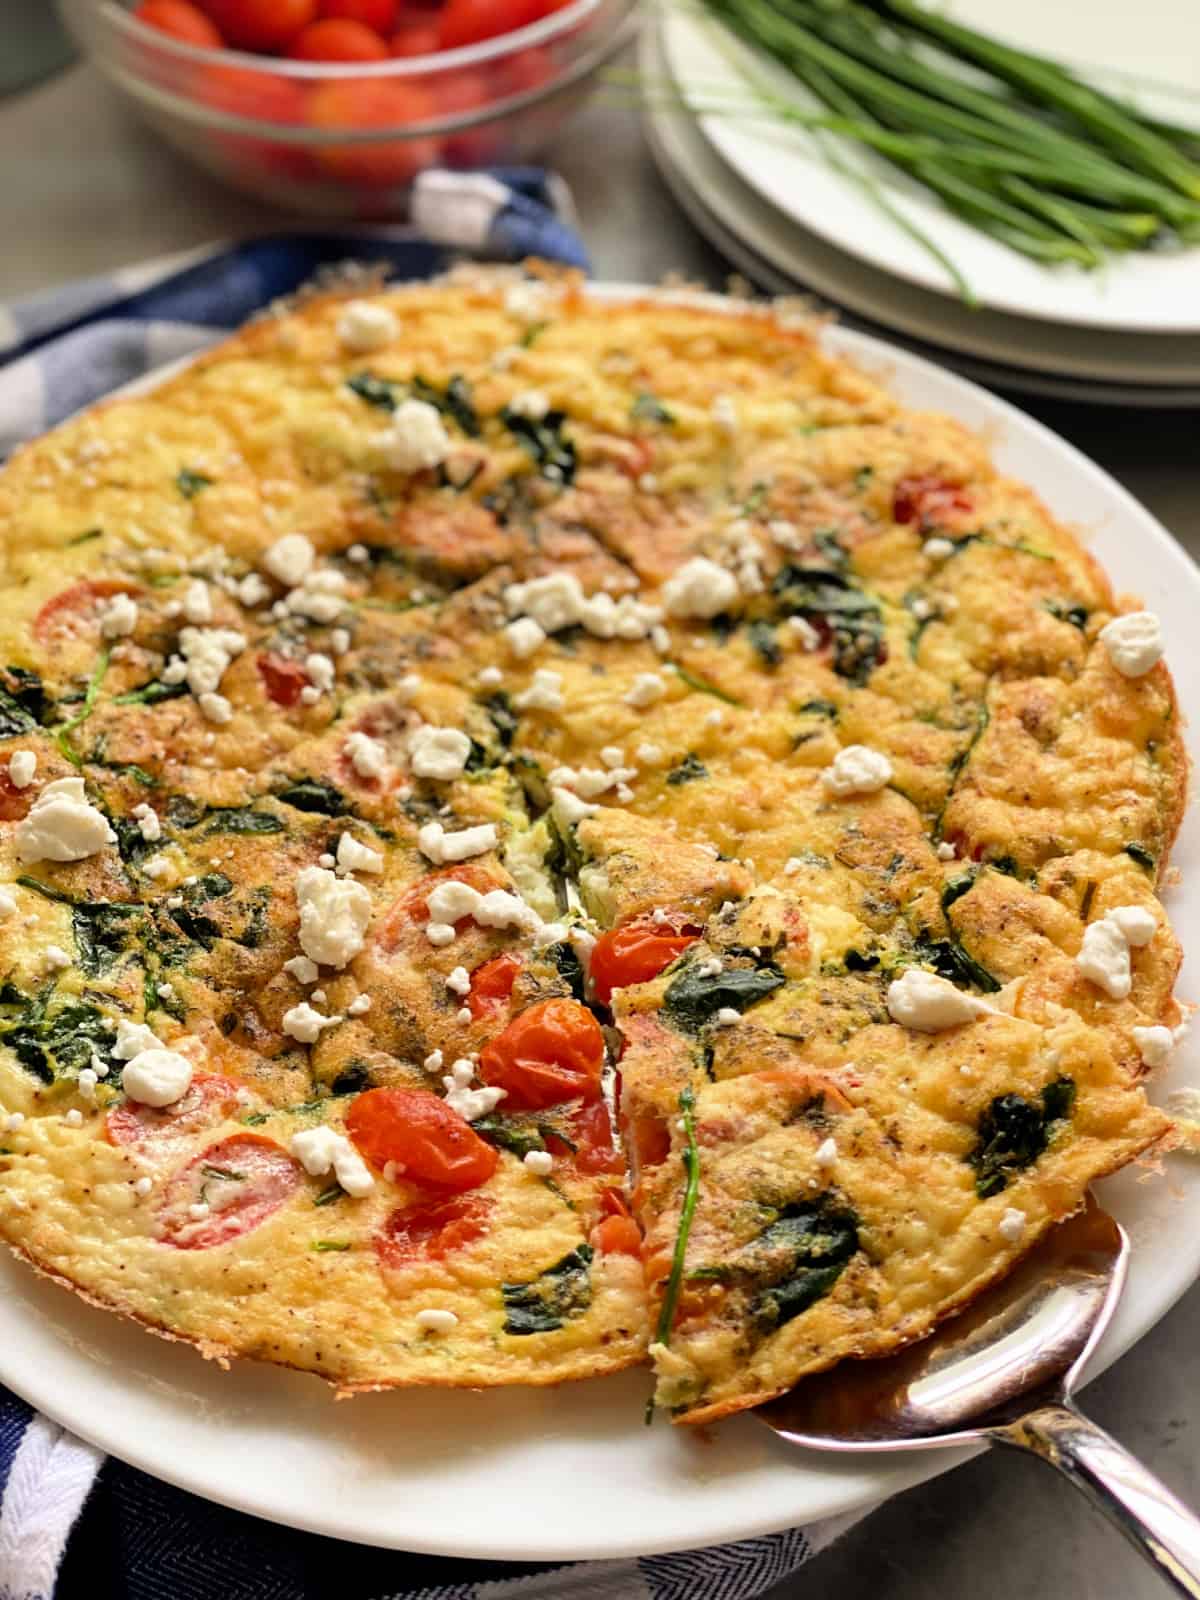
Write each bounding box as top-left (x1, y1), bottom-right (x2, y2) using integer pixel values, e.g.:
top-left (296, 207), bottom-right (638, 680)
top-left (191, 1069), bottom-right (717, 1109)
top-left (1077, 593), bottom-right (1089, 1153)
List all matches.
top-left (0, 270), bottom-right (1183, 1422)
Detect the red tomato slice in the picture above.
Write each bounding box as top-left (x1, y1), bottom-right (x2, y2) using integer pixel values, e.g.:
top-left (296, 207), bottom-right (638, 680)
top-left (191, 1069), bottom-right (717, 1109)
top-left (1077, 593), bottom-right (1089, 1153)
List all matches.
top-left (257, 651), bottom-right (310, 708)
top-left (288, 18), bottom-right (390, 58)
top-left (135, 0), bottom-right (223, 46)
top-left (307, 80), bottom-right (440, 188)
top-left (590, 1213), bottom-right (642, 1256)
top-left (376, 1192), bottom-right (493, 1270)
top-left (318, 0), bottom-right (398, 31)
top-left (33, 579), bottom-right (139, 647)
top-left (478, 998), bottom-right (604, 1111)
top-left (588, 916), bottom-right (701, 1007)
top-left (199, 0), bottom-right (317, 51)
top-left (106, 1073), bottom-right (246, 1149)
top-left (346, 1087), bottom-right (498, 1191)
top-left (466, 952), bottom-right (523, 1019)
top-left (156, 1133), bottom-right (300, 1250)
top-left (892, 474), bottom-right (974, 529)
top-left (562, 1097), bottom-right (623, 1174)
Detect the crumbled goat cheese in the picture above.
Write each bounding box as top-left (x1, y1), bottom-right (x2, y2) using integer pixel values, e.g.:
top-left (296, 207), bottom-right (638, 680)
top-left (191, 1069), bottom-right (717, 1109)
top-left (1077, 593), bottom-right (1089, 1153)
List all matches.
top-left (98, 592), bottom-right (138, 638)
top-left (344, 731), bottom-right (390, 781)
top-left (295, 866), bottom-right (372, 969)
top-left (635, 742), bottom-right (662, 765)
top-left (113, 1018), bottom-right (160, 1060)
top-left (514, 669), bottom-right (564, 713)
top-left (15, 777), bottom-right (116, 864)
top-left (446, 966), bottom-right (472, 998)
top-left (132, 802), bottom-right (161, 842)
top-left (336, 832), bottom-right (383, 875)
top-left (998, 1207), bottom-right (1027, 1243)
top-left (523, 1150), bottom-right (554, 1176)
top-left (661, 557), bottom-right (739, 620)
top-left (424, 881), bottom-right (540, 945)
top-left (133, 1176), bottom-right (153, 1197)
top-left (347, 994), bottom-right (372, 1016)
top-left (409, 726), bottom-right (471, 782)
top-left (504, 571), bottom-right (661, 642)
top-left (442, 1056), bottom-right (506, 1120)
top-left (197, 691), bottom-right (232, 725)
top-left (1099, 610), bottom-right (1164, 677)
top-left (331, 628), bottom-right (351, 656)
top-left (8, 751), bottom-right (35, 788)
top-left (1076, 905), bottom-right (1157, 999)
top-left (416, 1308), bottom-right (458, 1333)
top-left (0, 889), bottom-right (16, 919)
top-left (418, 821), bottom-right (498, 865)
top-left (237, 572), bottom-right (272, 608)
top-left (504, 280), bottom-right (550, 322)
top-left (182, 579), bottom-right (212, 624)
top-left (823, 745), bottom-right (893, 797)
top-left (924, 537), bottom-right (955, 561)
top-left (711, 394), bottom-right (737, 431)
top-left (551, 786), bottom-right (596, 826)
top-left (508, 389), bottom-right (550, 420)
top-left (714, 1007), bottom-right (741, 1027)
top-left (305, 652), bottom-right (335, 693)
top-left (121, 1046), bottom-right (194, 1108)
top-left (547, 764), bottom-right (635, 800)
top-left (336, 299), bottom-right (397, 353)
top-left (478, 665), bottom-right (503, 687)
top-left (4, 1112), bottom-right (23, 1131)
top-left (43, 945), bottom-right (71, 971)
top-left (281, 568), bottom-right (348, 624)
top-left (378, 399), bottom-right (451, 475)
top-left (936, 841), bottom-right (957, 861)
top-left (1132, 1024), bottom-right (1175, 1069)
top-left (887, 969), bottom-right (993, 1031)
top-left (262, 533), bottom-right (315, 587)
top-left (64, 1108), bottom-right (83, 1127)
top-left (814, 1137), bottom-right (838, 1169)
top-left (787, 616), bottom-right (821, 651)
top-left (505, 616), bottom-right (547, 659)
top-left (282, 1002), bottom-right (341, 1043)
top-left (290, 1126), bottom-right (374, 1197)
top-left (173, 625), bottom-right (246, 697)
top-left (625, 672), bottom-right (666, 708)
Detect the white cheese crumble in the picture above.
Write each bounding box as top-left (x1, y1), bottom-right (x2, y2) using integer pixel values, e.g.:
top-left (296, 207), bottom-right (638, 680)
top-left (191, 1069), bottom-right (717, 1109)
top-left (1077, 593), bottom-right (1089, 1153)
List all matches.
top-left (305, 652), bottom-right (335, 694)
top-left (417, 820), bottom-right (498, 865)
top-left (237, 572), bottom-right (271, 609)
top-left (1076, 904), bottom-right (1156, 999)
top-left (508, 389), bottom-right (550, 420)
top-left (446, 966), bottom-right (472, 996)
top-left (786, 617), bottom-right (822, 651)
top-left (514, 669), bottom-right (564, 712)
top-left (409, 726), bottom-right (471, 782)
top-left (182, 579), bottom-right (212, 624)
top-left (886, 969), bottom-right (994, 1032)
top-left (936, 841), bottom-right (957, 861)
top-left (523, 1149), bottom-right (554, 1176)
top-left (424, 881), bottom-right (540, 943)
top-left (625, 672), bottom-right (666, 709)
top-left (4, 1112), bottom-right (23, 1131)
top-left (378, 399), bottom-right (451, 475)
top-left (416, 1308), bottom-right (458, 1333)
top-left (197, 691), bottom-right (232, 725)
top-left (132, 802), bottom-right (161, 842)
top-left (336, 832), bottom-right (383, 875)
top-left (551, 786), bottom-right (596, 826)
top-left (814, 1137), bottom-right (838, 1170)
top-left (0, 889), bottom-right (16, 919)
top-left (923, 537), bottom-right (955, 561)
top-left (714, 1007), bottom-right (741, 1027)
top-left (133, 1176), bottom-right (153, 1198)
top-left (44, 944), bottom-right (71, 971)
top-left (262, 533), bottom-right (315, 587)
top-left (113, 1018), bottom-right (160, 1060)
top-left (504, 616), bottom-right (547, 659)
top-left (504, 572), bottom-right (662, 642)
top-left (295, 866), bottom-right (372, 969)
top-left (547, 764), bottom-right (636, 800)
top-left (345, 731), bottom-right (390, 781)
top-left (336, 299), bottom-right (397, 353)
top-left (478, 665), bottom-right (503, 687)
top-left (1132, 1024), bottom-right (1175, 1069)
top-left (7, 751), bottom-right (35, 788)
top-left (441, 1056), bottom-right (505, 1120)
top-left (281, 567), bottom-right (347, 625)
top-left (290, 1126), bottom-right (374, 1197)
top-left (661, 557), bottom-right (739, 620)
top-left (635, 742), bottom-right (662, 765)
top-left (171, 625), bottom-right (246, 697)
top-left (711, 394), bottom-right (737, 432)
top-left (64, 1108), bottom-right (83, 1127)
top-left (823, 745), bottom-right (893, 797)
top-left (15, 776), bottom-right (116, 864)
top-left (282, 1002), bottom-right (341, 1043)
top-left (98, 592), bottom-right (138, 639)
top-left (347, 994), bottom-right (371, 1016)
top-left (121, 1046), bottom-right (194, 1108)
top-left (998, 1207), bottom-right (1027, 1243)
top-left (1099, 611), bottom-right (1164, 677)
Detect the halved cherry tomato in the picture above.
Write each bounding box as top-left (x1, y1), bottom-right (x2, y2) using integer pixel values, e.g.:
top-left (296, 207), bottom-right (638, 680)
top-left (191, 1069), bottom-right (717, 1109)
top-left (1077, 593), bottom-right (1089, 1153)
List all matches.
top-left (307, 79), bottom-right (439, 187)
top-left (288, 18), bottom-right (390, 58)
top-left (257, 651), bottom-right (310, 708)
top-left (892, 474), bottom-right (974, 529)
top-left (588, 916), bottom-right (701, 1007)
top-left (135, 0), bottom-right (223, 47)
top-left (346, 1087), bottom-right (498, 1190)
top-left (195, 65), bottom-right (308, 124)
top-left (157, 1133), bottom-right (301, 1250)
top-left (199, 0), bottom-right (317, 51)
top-left (564, 1097), bottom-right (623, 1174)
top-left (466, 951), bottom-right (523, 1019)
top-left (33, 579), bottom-right (139, 647)
top-left (0, 771), bottom-right (33, 824)
top-left (626, 1112), bottom-right (671, 1174)
top-left (478, 998), bottom-right (604, 1110)
top-left (107, 1073), bottom-right (246, 1149)
top-left (319, 0), bottom-right (398, 31)
top-left (376, 1192), bottom-right (493, 1269)
top-left (389, 21), bottom-right (441, 56)
top-left (591, 1213), bottom-right (642, 1256)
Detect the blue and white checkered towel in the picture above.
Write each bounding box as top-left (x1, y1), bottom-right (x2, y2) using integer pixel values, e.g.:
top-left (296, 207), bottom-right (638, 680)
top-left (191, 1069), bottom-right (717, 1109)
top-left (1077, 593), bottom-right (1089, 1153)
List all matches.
top-left (0, 170), bottom-right (871, 1600)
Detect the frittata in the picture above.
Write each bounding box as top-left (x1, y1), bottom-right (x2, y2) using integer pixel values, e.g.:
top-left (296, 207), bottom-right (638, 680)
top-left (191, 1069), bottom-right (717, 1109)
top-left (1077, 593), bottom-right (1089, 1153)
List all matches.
top-left (0, 269), bottom-right (1183, 1422)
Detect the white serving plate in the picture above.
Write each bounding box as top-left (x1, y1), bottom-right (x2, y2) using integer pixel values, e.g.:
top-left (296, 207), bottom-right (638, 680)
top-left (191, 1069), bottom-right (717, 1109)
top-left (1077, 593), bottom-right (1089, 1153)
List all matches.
top-left (0, 298), bottom-right (1197, 1560)
top-left (662, 0), bottom-right (1200, 334)
top-left (641, 33), bottom-right (1200, 408)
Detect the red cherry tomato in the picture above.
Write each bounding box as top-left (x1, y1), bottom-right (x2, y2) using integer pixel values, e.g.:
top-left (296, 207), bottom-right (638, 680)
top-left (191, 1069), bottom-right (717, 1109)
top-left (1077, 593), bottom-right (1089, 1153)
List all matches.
top-left (33, 579), bottom-right (140, 646)
top-left (196, 64), bottom-right (307, 123)
top-left (199, 0), bottom-right (318, 51)
top-left (0, 771), bottom-right (33, 823)
top-left (376, 1192), bottom-right (493, 1269)
top-left (288, 18), bottom-right (390, 59)
top-left (892, 474), bottom-right (974, 529)
top-left (467, 952), bottom-right (523, 1019)
top-left (564, 1097), bottom-right (623, 1174)
top-left (389, 21), bottom-right (441, 56)
top-left (346, 1087), bottom-right (499, 1190)
top-left (478, 998), bottom-right (604, 1111)
top-left (307, 79), bottom-right (439, 187)
top-left (135, 0), bottom-right (224, 47)
top-left (319, 0), bottom-right (398, 31)
top-left (591, 1213), bottom-right (642, 1256)
top-left (496, 44), bottom-right (555, 98)
top-left (438, 0), bottom-right (541, 50)
top-left (106, 1073), bottom-right (246, 1149)
top-left (432, 68), bottom-right (501, 166)
top-left (257, 651), bottom-right (310, 708)
top-left (157, 1133), bottom-right (301, 1250)
top-left (588, 917), bottom-right (701, 1007)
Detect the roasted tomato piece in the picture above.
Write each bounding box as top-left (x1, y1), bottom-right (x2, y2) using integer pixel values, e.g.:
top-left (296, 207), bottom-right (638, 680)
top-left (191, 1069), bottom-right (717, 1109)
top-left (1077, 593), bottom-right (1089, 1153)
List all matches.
top-left (33, 579), bottom-right (139, 646)
top-left (588, 916), bottom-right (702, 1007)
top-left (346, 1087), bottom-right (498, 1191)
top-left (374, 863), bottom-right (497, 950)
top-left (466, 952), bottom-right (523, 1019)
top-left (563, 1097), bottom-right (623, 1175)
top-left (376, 1192), bottom-right (493, 1270)
top-left (106, 1073), bottom-right (245, 1149)
top-left (892, 474), bottom-right (974, 529)
top-left (478, 999), bottom-right (604, 1111)
top-left (257, 651), bottom-right (310, 708)
top-left (591, 1213), bottom-right (642, 1256)
top-left (156, 1133), bottom-right (300, 1250)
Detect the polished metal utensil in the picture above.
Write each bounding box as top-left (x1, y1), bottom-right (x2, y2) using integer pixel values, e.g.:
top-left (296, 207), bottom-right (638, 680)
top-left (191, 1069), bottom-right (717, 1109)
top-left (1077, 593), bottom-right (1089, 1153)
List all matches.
top-left (758, 1198), bottom-right (1200, 1597)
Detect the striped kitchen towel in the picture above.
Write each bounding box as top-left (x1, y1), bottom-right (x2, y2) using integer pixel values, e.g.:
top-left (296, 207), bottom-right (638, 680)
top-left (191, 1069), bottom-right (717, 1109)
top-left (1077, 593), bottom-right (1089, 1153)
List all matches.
top-left (0, 173), bottom-right (872, 1599)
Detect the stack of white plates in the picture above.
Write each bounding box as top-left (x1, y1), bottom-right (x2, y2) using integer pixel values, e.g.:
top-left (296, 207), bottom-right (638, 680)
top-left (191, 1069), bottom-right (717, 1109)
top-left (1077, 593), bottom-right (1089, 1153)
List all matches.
top-left (642, 1), bottom-right (1200, 406)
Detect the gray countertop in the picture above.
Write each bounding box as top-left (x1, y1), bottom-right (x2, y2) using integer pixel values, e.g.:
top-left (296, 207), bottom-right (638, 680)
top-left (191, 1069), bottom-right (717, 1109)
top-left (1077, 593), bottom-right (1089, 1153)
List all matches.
top-left (2, 55), bottom-right (1197, 1600)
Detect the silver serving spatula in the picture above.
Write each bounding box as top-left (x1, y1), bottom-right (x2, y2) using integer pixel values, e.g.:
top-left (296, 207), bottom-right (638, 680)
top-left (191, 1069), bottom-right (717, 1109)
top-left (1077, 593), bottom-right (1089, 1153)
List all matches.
top-left (757, 1198), bottom-right (1200, 1596)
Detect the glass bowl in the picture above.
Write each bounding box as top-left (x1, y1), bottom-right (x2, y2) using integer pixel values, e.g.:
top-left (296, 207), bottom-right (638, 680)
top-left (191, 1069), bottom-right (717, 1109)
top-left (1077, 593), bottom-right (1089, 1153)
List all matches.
top-left (59, 0), bottom-right (638, 215)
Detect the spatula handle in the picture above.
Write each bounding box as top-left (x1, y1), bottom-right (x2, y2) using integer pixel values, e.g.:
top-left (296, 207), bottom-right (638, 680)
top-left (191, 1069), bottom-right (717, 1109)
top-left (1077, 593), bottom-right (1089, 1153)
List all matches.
top-left (992, 1401), bottom-right (1200, 1598)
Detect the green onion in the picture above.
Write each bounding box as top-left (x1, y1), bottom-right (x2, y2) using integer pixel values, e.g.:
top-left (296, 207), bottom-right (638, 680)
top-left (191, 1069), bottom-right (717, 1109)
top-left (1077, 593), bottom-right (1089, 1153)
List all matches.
top-left (653, 1087), bottom-right (703, 1347)
top-left (54, 648), bottom-right (111, 766)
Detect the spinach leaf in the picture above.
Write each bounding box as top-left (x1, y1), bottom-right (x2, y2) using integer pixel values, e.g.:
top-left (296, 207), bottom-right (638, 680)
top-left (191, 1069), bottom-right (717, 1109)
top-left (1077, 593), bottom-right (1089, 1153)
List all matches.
top-left (667, 753), bottom-right (708, 787)
top-left (747, 619), bottom-right (781, 668)
top-left (483, 691), bottom-right (518, 749)
top-left (72, 901), bottom-right (142, 977)
top-left (631, 392), bottom-right (675, 425)
top-left (663, 963), bottom-right (785, 1032)
top-left (275, 778), bottom-right (346, 816)
top-left (672, 664), bottom-right (741, 705)
top-left (410, 373), bottom-right (480, 438)
top-left (1123, 843), bottom-right (1156, 873)
top-left (969, 1077), bottom-right (1076, 1197)
top-left (798, 698), bottom-right (838, 718)
top-left (0, 985), bottom-right (115, 1083)
top-left (331, 1062), bottom-right (373, 1096)
top-left (164, 795), bottom-right (205, 830)
top-left (912, 935), bottom-right (1000, 995)
top-left (0, 678), bottom-right (41, 737)
top-left (346, 372), bottom-right (401, 411)
top-left (501, 406), bottom-right (576, 486)
top-left (176, 468), bottom-right (213, 499)
top-left (548, 940), bottom-right (586, 1001)
top-left (113, 678), bottom-right (188, 708)
top-left (745, 1197), bottom-right (860, 1333)
top-left (502, 1243), bottom-right (593, 1335)
top-left (67, 527), bottom-right (103, 546)
top-left (771, 565), bottom-right (886, 685)
top-left (202, 806), bottom-right (284, 836)
top-left (1044, 600), bottom-right (1089, 629)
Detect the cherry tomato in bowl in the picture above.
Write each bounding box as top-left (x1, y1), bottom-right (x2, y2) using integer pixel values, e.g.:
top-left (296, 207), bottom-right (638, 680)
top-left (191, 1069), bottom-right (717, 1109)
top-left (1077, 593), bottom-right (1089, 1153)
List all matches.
top-left (288, 19), bottom-right (391, 60)
top-left (134, 0), bottom-right (223, 48)
top-left (198, 0), bottom-right (318, 52)
top-left (478, 998), bottom-right (605, 1110)
top-left (318, 0), bottom-right (399, 30)
top-left (307, 78), bottom-right (440, 187)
